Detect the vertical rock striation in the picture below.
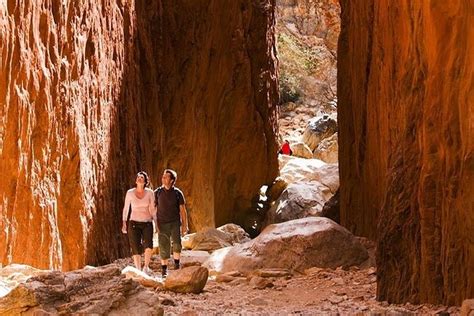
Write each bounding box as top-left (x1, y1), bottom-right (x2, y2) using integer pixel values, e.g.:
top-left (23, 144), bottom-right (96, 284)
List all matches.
top-left (0, 0), bottom-right (278, 270)
top-left (132, 0), bottom-right (279, 230)
top-left (338, 0), bottom-right (473, 305)
top-left (0, 0), bottom-right (135, 271)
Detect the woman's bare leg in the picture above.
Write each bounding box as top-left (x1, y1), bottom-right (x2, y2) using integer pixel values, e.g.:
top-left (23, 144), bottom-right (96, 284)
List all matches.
top-left (144, 248), bottom-right (152, 268)
top-left (132, 254), bottom-right (141, 270)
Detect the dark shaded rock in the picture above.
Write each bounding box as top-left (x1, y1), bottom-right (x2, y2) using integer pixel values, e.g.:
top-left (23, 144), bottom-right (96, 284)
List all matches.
top-left (321, 189), bottom-right (340, 223)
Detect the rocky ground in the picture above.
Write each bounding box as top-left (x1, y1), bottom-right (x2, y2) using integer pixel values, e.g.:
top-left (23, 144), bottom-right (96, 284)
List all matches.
top-left (161, 266), bottom-right (461, 315)
top-left (0, 245), bottom-right (464, 315)
top-left (105, 250), bottom-right (462, 316)
top-left (112, 251), bottom-right (462, 315)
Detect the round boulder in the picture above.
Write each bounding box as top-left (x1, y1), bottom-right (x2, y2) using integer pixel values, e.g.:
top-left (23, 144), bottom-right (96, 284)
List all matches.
top-left (302, 114), bottom-right (337, 151)
top-left (313, 132), bottom-right (338, 163)
top-left (164, 266), bottom-right (209, 294)
top-left (204, 217), bottom-right (368, 274)
top-left (264, 181), bottom-right (334, 226)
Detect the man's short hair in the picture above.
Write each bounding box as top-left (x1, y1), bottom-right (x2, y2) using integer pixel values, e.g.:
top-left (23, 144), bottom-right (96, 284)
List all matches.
top-left (164, 169), bottom-right (177, 184)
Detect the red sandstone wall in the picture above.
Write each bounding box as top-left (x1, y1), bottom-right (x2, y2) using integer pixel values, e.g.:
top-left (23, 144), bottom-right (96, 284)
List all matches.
top-left (0, 0), bottom-right (278, 270)
top-left (338, 0), bottom-right (473, 305)
top-left (132, 0), bottom-right (279, 230)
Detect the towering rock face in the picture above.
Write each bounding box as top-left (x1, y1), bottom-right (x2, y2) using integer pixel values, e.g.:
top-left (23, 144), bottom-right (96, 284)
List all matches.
top-left (133, 1), bottom-right (279, 230)
top-left (338, 0), bottom-right (473, 305)
top-left (0, 0), bottom-right (278, 271)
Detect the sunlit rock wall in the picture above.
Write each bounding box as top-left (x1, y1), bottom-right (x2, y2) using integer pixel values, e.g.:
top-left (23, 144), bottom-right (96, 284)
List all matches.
top-left (338, 0), bottom-right (473, 305)
top-left (0, 0), bottom-right (278, 270)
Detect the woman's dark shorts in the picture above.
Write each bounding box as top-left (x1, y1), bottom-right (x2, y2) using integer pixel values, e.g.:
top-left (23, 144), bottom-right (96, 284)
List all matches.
top-left (128, 220), bottom-right (153, 255)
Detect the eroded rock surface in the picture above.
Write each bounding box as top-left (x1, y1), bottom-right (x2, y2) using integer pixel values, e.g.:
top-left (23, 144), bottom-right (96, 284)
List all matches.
top-left (338, 0), bottom-right (473, 305)
top-left (0, 264), bottom-right (163, 315)
top-left (0, 1), bottom-right (278, 270)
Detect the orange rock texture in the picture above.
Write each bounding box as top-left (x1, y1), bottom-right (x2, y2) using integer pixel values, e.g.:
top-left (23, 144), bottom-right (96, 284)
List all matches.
top-left (0, 1), bottom-right (278, 270)
top-left (338, 1), bottom-right (473, 305)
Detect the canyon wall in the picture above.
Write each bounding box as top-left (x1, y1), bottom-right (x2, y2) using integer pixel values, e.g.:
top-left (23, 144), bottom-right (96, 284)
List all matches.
top-left (0, 0), bottom-right (278, 271)
top-left (338, 0), bottom-right (473, 305)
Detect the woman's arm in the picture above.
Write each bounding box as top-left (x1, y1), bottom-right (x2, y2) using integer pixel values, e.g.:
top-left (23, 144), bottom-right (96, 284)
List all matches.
top-left (148, 190), bottom-right (156, 219)
top-left (122, 191), bottom-right (131, 233)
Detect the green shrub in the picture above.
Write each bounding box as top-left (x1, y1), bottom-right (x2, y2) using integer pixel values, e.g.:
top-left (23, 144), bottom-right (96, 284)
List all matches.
top-left (279, 73), bottom-right (301, 104)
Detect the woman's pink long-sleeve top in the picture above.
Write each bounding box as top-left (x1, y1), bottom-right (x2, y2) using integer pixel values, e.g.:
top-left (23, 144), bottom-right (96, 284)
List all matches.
top-left (122, 188), bottom-right (156, 222)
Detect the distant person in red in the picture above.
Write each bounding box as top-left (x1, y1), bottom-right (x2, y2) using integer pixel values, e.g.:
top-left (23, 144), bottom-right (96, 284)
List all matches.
top-left (278, 140), bottom-right (293, 156)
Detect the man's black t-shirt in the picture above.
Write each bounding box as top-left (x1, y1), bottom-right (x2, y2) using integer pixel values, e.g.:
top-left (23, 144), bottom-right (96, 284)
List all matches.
top-left (155, 186), bottom-right (185, 223)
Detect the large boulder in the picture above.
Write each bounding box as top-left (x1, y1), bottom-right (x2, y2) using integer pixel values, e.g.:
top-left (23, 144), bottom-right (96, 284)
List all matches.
top-left (182, 224), bottom-right (250, 252)
top-left (217, 224), bottom-right (251, 245)
top-left (179, 250), bottom-right (211, 268)
top-left (182, 229), bottom-right (232, 252)
top-left (302, 114), bottom-right (337, 151)
top-left (279, 156), bottom-right (339, 189)
top-left (164, 266), bottom-right (209, 294)
top-left (313, 132), bottom-right (338, 163)
top-left (204, 217), bottom-right (368, 274)
top-left (264, 182), bottom-right (335, 226)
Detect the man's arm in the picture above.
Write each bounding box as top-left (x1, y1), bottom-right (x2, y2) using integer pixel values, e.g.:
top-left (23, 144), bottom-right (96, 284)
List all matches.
top-left (179, 204), bottom-right (188, 236)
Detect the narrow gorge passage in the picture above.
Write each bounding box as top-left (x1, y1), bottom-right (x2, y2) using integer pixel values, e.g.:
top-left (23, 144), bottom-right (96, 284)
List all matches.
top-left (0, 0), bottom-right (472, 315)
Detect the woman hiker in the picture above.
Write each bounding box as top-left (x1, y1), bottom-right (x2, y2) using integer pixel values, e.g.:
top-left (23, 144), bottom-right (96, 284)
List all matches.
top-left (121, 171), bottom-right (155, 274)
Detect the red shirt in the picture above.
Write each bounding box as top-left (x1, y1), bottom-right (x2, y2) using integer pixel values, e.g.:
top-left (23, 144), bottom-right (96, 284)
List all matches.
top-left (280, 143), bottom-right (291, 155)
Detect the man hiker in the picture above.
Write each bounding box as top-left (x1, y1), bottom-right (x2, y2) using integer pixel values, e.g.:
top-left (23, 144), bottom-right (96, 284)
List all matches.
top-left (154, 169), bottom-right (189, 278)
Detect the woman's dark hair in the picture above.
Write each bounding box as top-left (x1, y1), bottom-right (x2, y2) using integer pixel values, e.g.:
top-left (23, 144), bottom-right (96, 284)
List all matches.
top-left (137, 171), bottom-right (149, 187)
top-left (164, 169), bottom-right (177, 184)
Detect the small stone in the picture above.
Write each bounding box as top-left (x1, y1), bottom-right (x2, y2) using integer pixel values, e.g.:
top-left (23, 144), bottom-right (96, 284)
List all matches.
top-left (329, 296), bottom-right (343, 304)
top-left (253, 268), bottom-right (291, 278)
top-left (248, 276), bottom-right (273, 289)
top-left (333, 277), bottom-right (344, 285)
top-left (215, 274), bottom-right (235, 283)
top-left (249, 298), bottom-right (268, 306)
top-left (160, 298), bottom-right (175, 306)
